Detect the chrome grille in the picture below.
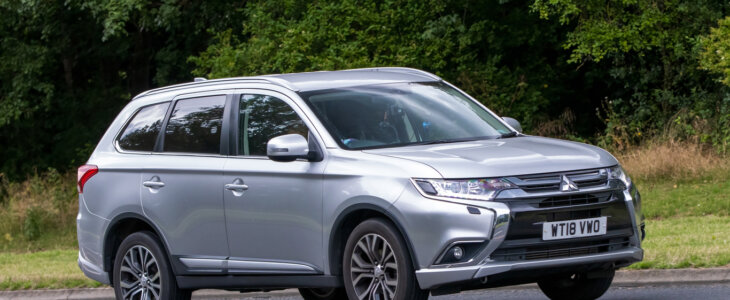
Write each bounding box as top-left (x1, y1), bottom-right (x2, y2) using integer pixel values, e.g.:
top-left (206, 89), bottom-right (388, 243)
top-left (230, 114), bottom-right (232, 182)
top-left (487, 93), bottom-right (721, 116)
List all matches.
top-left (507, 168), bottom-right (609, 193)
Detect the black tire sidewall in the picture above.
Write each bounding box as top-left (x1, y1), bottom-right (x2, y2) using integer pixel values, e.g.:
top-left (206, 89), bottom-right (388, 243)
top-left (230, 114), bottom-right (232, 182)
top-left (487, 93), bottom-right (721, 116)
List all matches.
top-left (342, 218), bottom-right (425, 300)
top-left (537, 270), bottom-right (615, 300)
top-left (298, 287), bottom-right (347, 300)
top-left (113, 231), bottom-right (181, 300)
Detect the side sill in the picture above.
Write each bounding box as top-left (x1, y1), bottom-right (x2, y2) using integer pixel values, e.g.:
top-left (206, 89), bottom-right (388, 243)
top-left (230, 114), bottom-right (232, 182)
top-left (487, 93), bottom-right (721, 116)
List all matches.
top-left (176, 275), bottom-right (343, 290)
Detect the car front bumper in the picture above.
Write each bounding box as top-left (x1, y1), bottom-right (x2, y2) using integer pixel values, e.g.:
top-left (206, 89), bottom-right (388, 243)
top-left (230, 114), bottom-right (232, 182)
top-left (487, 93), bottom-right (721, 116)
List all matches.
top-left (415, 247), bottom-right (643, 289)
top-left (393, 176), bottom-right (644, 290)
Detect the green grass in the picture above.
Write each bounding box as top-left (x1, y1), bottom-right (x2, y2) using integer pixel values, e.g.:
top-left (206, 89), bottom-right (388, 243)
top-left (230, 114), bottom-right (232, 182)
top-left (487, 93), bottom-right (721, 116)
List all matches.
top-left (0, 227), bottom-right (78, 253)
top-left (0, 249), bottom-right (102, 290)
top-left (640, 178), bottom-right (730, 219)
top-left (626, 176), bottom-right (730, 269)
top-left (629, 215), bottom-right (730, 269)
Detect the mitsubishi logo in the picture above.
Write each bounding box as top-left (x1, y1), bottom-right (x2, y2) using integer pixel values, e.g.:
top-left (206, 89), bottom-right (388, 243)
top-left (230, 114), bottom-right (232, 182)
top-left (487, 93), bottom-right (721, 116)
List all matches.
top-left (560, 175), bottom-right (579, 192)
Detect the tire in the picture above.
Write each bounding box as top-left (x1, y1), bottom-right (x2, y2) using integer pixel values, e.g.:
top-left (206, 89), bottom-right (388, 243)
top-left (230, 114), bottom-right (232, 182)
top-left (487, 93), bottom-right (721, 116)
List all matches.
top-left (298, 288), bottom-right (347, 300)
top-left (113, 231), bottom-right (191, 300)
top-left (537, 269), bottom-right (615, 300)
top-left (343, 218), bottom-right (429, 300)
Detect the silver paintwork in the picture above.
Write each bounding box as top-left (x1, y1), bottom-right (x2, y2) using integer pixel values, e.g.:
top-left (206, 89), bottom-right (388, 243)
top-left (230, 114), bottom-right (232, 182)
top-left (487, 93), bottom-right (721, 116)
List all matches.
top-left (266, 134), bottom-right (310, 158)
top-left (502, 117), bottom-right (522, 133)
top-left (223, 156), bottom-right (326, 271)
top-left (140, 154), bottom-right (229, 258)
top-left (363, 137), bottom-right (618, 179)
top-left (78, 67), bottom-right (643, 291)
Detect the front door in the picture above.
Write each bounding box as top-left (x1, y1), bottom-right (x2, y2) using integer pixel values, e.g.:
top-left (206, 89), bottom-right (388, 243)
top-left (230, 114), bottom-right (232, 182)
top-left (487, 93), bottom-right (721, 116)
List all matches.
top-left (141, 94), bottom-right (230, 272)
top-left (223, 92), bottom-right (326, 274)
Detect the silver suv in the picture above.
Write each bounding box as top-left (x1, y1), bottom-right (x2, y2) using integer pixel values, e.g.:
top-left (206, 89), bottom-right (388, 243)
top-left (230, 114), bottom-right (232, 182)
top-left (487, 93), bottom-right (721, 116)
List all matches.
top-left (77, 68), bottom-right (644, 300)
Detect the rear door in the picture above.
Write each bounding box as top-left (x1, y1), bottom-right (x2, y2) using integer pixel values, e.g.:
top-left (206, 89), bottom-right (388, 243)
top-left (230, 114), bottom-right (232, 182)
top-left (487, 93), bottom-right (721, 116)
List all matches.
top-left (140, 92), bottom-right (232, 273)
top-left (223, 90), bottom-right (327, 274)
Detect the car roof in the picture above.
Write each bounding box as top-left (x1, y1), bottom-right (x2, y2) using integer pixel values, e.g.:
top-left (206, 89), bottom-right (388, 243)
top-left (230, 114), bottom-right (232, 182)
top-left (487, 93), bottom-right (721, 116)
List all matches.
top-left (132, 67), bottom-right (441, 100)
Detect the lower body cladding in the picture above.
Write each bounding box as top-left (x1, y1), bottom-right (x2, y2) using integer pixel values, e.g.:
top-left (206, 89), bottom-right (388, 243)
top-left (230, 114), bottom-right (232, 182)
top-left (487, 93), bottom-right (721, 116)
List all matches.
top-left (171, 257), bottom-right (342, 290)
top-left (399, 186), bottom-right (643, 291)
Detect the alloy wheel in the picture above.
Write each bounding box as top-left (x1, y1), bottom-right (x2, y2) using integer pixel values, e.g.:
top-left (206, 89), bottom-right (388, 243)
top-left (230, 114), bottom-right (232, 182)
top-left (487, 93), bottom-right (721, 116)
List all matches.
top-left (350, 233), bottom-right (398, 300)
top-left (119, 245), bottom-right (162, 300)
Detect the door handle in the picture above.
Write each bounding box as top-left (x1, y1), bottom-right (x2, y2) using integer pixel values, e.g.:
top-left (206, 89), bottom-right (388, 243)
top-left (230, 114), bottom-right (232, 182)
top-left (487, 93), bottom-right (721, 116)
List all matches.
top-left (143, 176), bottom-right (165, 188)
top-left (225, 183), bottom-right (249, 191)
top-left (143, 181), bottom-right (165, 188)
top-left (225, 178), bottom-right (248, 197)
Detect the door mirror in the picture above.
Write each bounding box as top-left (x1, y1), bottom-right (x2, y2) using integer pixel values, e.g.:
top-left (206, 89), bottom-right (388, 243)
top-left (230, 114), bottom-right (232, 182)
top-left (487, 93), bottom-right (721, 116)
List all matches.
top-left (267, 134), bottom-right (310, 162)
top-left (502, 117), bottom-right (522, 133)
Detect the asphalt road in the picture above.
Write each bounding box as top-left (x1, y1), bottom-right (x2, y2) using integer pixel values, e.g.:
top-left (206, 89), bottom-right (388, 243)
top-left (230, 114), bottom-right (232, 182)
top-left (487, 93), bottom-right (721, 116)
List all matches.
top-left (199, 283), bottom-right (730, 299)
top-left (431, 283), bottom-right (730, 300)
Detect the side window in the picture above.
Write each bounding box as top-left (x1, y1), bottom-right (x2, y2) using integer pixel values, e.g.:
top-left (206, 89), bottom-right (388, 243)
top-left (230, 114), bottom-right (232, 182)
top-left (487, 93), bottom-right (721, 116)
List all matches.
top-left (163, 95), bottom-right (226, 154)
top-left (239, 94), bottom-right (308, 156)
top-left (117, 102), bottom-right (169, 151)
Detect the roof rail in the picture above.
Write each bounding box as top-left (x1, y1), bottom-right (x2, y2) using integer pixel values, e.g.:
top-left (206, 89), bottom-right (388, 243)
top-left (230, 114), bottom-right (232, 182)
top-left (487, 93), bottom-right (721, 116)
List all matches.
top-left (346, 67), bottom-right (442, 81)
top-left (131, 77), bottom-right (298, 101)
top-left (131, 67), bottom-right (440, 101)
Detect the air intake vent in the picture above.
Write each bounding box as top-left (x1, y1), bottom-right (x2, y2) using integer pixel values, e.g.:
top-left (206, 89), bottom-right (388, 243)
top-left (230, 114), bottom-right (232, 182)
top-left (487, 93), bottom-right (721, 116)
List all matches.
top-left (491, 238), bottom-right (630, 261)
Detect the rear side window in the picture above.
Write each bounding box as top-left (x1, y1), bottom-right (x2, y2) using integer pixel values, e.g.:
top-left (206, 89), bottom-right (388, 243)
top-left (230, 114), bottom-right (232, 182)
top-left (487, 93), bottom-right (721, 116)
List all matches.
top-left (117, 102), bottom-right (169, 151)
top-left (163, 95), bottom-right (226, 154)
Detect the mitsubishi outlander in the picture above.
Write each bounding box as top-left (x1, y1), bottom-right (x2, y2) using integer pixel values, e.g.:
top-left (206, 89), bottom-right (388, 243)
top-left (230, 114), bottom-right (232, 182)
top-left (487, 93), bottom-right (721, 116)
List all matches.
top-left (77, 67), bottom-right (644, 300)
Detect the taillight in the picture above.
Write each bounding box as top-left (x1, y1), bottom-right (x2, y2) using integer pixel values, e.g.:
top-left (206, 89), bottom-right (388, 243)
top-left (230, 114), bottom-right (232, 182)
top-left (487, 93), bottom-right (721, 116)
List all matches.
top-left (77, 165), bottom-right (98, 193)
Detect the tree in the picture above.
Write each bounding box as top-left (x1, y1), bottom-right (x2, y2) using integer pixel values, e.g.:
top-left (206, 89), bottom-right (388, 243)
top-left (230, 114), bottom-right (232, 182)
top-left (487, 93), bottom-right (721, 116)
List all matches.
top-left (700, 16), bottom-right (730, 87)
top-left (0, 0), bottom-right (242, 178)
top-left (190, 0), bottom-right (574, 131)
top-left (532, 0), bottom-right (729, 149)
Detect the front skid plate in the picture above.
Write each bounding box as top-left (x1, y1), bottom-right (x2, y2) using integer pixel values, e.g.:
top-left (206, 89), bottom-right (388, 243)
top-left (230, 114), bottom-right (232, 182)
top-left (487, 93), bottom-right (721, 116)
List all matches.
top-left (415, 247), bottom-right (643, 289)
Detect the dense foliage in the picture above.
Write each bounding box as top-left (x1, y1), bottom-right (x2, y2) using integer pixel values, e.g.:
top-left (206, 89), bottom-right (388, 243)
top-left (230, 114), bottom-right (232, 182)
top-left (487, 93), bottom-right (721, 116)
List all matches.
top-left (1, 0), bottom-right (729, 179)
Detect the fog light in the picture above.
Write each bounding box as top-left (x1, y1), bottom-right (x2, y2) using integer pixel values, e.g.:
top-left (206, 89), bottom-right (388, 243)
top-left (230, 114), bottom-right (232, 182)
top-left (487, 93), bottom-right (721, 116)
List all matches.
top-left (435, 242), bottom-right (486, 265)
top-left (452, 246), bottom-right (464, 260)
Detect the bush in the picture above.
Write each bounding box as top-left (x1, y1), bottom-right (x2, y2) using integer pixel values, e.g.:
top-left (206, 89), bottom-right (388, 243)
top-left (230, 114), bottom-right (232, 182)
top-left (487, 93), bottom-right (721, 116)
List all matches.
top-left (22, 207), bottom-right (43, 241)
top-left (0, 170), bottom-right (77, 251)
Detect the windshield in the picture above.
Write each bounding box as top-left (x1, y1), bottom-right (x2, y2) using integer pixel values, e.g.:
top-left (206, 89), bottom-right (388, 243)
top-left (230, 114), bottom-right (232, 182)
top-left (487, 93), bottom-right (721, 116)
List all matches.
top-left (300, 82), bottom-right (513, 150)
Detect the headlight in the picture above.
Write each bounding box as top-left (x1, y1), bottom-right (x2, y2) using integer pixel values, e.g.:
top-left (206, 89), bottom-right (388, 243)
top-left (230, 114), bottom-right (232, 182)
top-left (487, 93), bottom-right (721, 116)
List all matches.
top-left (413, 178), bottom-right (517, 201)
top-left (608, 165), bottom-right (632, 187)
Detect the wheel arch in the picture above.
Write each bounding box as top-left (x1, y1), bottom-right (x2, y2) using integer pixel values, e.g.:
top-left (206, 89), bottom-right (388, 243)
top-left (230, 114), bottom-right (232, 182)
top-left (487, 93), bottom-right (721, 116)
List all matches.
top-left (103, 212), bottom-right (173, 284)
top-left (328, 203), bottom-right (419, 276)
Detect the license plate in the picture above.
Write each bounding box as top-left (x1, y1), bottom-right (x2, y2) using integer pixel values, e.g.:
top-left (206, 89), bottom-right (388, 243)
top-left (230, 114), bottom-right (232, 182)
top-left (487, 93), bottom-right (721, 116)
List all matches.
top-left (542, 217), bottom-right (607, 240)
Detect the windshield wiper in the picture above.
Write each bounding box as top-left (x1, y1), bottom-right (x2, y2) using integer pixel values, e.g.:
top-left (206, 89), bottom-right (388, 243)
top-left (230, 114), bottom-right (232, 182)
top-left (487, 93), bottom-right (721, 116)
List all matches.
top-left (498, 132), bottom-right (518, 139)
top-left (414, 138), bottom-right (483, 145)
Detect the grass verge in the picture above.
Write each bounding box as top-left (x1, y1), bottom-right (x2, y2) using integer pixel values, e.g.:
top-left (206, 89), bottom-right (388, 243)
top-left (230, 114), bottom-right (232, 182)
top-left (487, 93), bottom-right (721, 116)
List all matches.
top-left (629, 215), bottom-right (730, 269)
top-left (0, 249), bottom-right (102, 289)
top-left (639, 178), bottom-right (730, 219)
top-left (628, 171), bottom-right (730, 269)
